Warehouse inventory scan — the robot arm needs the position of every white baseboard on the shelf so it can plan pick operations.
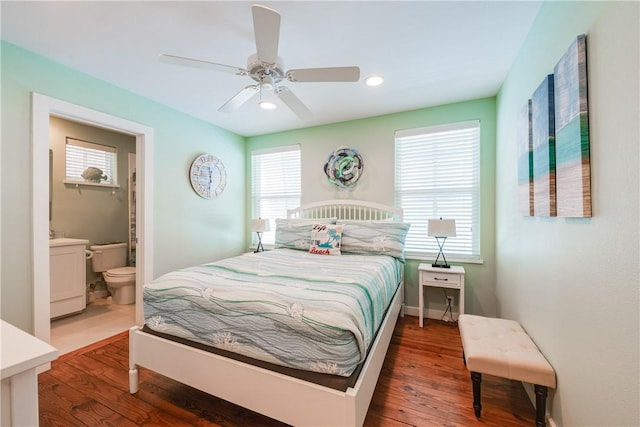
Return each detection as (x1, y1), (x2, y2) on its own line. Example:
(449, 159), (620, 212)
(404, 305), (460, 322)
(404, 305), (419, 317)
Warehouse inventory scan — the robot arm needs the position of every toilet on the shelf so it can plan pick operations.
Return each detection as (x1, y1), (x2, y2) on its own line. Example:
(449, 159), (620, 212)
(89, 242), (136, 305)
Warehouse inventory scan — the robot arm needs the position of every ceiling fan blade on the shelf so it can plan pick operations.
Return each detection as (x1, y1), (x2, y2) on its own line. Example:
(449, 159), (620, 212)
(252, 5), (281, 65)
(160, 54), (247, 75)
(218, 85), (259, 113)
(276, 87), (312, 120)
(286, 66), (360, 82)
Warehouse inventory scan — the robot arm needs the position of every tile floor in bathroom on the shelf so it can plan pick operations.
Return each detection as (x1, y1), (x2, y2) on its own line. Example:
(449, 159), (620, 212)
(50, 297), (136, 355)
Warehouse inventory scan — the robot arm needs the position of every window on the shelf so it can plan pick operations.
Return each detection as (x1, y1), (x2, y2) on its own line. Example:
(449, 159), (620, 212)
(395, 120), (480, 261)
(251, 145), (301, 246)
(65, 138), (117, 185)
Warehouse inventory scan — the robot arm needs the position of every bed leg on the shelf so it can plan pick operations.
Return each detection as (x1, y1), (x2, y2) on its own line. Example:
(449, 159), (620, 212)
(129, 326), (139, 394)
(129, 367), (139, 394)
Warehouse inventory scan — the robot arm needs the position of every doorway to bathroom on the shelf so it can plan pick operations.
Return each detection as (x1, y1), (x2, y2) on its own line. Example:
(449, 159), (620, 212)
(48, 116), (137, 354)
(31, 93), (154, 354)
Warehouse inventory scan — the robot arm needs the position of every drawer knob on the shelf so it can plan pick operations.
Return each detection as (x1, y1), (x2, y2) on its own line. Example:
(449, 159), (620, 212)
(434, 277), (448, 281)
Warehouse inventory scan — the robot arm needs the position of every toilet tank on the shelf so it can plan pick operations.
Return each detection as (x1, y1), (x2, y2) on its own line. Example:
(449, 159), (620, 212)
(90, 242), (128, 272)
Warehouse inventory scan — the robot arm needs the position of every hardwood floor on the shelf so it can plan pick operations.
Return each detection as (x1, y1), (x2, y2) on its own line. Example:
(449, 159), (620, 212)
(38, 316), (537, 426)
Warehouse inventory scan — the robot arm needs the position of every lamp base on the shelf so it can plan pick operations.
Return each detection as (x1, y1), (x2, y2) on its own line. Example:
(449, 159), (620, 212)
(432, 237), (451, 269)
(432, 263), (451, 269)
(254, 232), (265, 253)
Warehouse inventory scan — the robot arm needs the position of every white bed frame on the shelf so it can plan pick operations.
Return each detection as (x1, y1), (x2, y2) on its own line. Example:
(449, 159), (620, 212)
(129, 200), (404, 426)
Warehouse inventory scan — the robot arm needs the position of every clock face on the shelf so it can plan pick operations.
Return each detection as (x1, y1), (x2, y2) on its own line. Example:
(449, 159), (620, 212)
(189, 154), (227, 199)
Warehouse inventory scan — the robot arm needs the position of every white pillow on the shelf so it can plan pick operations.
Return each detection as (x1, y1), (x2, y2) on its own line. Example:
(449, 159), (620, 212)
(309, 223), (343, 256)
(274, 218), (337, 250)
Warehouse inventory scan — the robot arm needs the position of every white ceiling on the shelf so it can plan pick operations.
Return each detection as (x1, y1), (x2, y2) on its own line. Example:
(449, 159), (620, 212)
(1, 1), (541, 137)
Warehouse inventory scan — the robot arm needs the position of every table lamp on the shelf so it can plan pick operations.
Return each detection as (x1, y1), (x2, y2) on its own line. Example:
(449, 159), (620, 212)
(427, 218), (456, 268)
(251, 218), (270, 253)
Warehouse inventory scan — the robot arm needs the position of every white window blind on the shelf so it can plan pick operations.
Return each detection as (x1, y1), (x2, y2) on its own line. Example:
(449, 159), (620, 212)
(65, 138), (117, 185)
(395, 120), (480, 261)
(251, 145), (301, 246)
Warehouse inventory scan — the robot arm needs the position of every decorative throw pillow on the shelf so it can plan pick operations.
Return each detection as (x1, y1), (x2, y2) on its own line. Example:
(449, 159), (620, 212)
(338, 221), (411, 261)
(275, 218), (337, 250)
(309, 223), (343, 256)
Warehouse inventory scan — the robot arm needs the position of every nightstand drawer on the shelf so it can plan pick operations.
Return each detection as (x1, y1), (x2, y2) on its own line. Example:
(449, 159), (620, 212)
(421, 271), (461, 287)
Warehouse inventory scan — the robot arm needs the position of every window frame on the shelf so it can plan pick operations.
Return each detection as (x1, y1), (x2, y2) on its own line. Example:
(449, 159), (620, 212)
(251, 145), (302, 248)
(394, 120), (481, 262)
(64, 137), (118, 187)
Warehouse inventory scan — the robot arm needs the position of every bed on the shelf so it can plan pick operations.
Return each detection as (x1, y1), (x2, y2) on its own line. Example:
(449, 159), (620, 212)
(129, 200), (407, 426)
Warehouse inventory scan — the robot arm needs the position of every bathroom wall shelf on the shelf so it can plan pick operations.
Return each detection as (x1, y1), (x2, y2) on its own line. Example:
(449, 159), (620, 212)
(63, 180), (120, 189)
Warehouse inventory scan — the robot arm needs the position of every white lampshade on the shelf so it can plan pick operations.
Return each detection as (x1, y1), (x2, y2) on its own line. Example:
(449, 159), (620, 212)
(427, 218), (456, 238)
(251, 218), (270, 233)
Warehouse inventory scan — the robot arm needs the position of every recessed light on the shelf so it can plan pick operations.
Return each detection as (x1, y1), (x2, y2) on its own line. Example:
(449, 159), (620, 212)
(365, 75), (384, 87)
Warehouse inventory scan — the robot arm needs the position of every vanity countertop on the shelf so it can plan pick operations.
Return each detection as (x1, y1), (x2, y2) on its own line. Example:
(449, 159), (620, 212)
(49, 238), (89, 247)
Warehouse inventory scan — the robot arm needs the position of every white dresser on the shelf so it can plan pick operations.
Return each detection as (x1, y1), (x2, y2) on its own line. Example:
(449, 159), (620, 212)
(50, 238), (89, 318)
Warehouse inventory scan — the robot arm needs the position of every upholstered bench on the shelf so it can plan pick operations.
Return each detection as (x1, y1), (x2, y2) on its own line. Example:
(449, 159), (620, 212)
(458, 314), (556, 427)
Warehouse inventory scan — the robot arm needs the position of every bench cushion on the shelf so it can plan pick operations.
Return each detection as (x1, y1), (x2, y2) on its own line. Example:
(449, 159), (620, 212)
(459, 314), (556, 388)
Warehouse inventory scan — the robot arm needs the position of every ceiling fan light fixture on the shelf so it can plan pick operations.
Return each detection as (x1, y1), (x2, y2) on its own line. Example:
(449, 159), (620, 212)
(365, 75), (384, 87)
(258, 83), (278, 110)
(258, 99), (277, 110)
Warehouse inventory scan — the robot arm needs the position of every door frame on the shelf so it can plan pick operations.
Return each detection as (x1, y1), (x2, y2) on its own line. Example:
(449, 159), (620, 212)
(32, 93), (154, 344)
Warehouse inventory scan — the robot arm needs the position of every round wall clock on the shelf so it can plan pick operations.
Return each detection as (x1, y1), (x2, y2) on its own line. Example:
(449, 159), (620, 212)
(189, 153), (227, 199)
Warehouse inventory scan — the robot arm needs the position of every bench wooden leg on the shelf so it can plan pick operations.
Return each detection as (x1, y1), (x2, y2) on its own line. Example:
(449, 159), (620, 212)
(471, 371), (482, 417)
(534, 384), (548, 427)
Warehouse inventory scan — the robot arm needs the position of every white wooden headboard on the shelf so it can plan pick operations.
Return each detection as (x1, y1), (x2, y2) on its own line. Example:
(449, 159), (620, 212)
(287, 199), (403, 221)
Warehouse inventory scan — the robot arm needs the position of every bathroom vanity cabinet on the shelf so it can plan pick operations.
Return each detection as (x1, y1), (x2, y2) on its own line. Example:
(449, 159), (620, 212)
(50, 238), (89, 318)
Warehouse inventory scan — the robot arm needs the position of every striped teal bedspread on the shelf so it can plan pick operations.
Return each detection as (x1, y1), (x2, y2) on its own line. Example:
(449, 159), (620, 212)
(144, 248), (402, 377)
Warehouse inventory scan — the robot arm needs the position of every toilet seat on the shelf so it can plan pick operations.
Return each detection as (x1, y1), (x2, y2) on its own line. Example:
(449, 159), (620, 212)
(105, 266), (136, 277)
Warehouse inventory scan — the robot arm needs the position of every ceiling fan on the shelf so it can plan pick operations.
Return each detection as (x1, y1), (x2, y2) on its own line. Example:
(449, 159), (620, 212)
(160, 4), (361, 120)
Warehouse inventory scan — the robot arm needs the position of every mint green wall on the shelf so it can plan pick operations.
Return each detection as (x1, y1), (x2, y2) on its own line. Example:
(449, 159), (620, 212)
(495, 2), (639, 425)
(246, 98), (497, 316)
(1, 42), (246, 332)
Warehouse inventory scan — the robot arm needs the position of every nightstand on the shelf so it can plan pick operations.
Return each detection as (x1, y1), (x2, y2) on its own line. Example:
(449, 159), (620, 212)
(418, 263), (465, 327)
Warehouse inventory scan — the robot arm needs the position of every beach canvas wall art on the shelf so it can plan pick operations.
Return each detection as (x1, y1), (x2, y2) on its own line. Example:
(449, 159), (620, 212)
(554, 34), (591, 217)
(518, 100), (534, 216)
(531, 74), (556, 217)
